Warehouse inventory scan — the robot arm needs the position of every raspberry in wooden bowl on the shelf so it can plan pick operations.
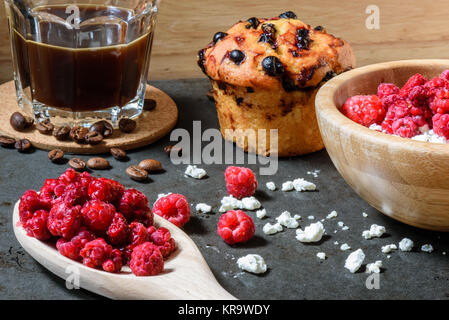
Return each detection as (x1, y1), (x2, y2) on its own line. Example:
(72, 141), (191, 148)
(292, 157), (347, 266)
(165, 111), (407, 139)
(315, 59), (449, 231)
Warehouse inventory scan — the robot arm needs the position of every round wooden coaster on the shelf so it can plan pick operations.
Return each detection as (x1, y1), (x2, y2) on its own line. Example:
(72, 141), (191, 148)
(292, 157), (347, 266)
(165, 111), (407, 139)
(0, 81), (178, 154)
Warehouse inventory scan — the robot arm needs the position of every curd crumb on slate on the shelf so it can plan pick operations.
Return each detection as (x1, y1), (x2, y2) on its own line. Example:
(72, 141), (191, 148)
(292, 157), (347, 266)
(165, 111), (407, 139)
(421, 244), (434, 253)
(237, 254), (267, 274)
(263, 222), (283, 235)
(219, 195), (261, 212)
(185, 165), (207, 179)
(344, 249), (365, 273)
(281, 181), (294, 191)
(317, 252), (326, 260)
(296, 221), (325, 243)
(399, 238), (414, 252)
(362, 224), (386, 239)
(276, 211), (299, 228)
(256, 208), (267, 219)
(281, 178), (316, 192)
(366, 260), (383, 274)
(340, 243), (351, 251)
(362, 212), (368, 218)
(266, 181), (276, 191)
(326, 210), (338, 219)
(195, 203), (212, 213)
(308, 215), (315, 220)
(381, 244), (397, 254)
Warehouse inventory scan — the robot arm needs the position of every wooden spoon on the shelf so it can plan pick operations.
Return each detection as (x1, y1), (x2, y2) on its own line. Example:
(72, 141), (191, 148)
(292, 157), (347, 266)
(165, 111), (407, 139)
(13, 201), (236, 300)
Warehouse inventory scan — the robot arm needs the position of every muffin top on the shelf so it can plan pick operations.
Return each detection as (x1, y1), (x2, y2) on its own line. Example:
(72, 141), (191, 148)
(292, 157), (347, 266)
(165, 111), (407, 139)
(198, 11), (355, 91)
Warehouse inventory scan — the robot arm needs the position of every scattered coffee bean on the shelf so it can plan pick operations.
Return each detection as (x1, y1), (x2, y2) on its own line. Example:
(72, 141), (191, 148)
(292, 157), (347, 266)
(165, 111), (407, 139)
(262, 56), (285, 76)
(110, 147), (127, 160)
(164, 145), (182, 157)
(143, 99), (157, 111)
(69, 158), (86, 171)
(36, 119), (54, 135)
(279, 11), (297, 19)
(138, 159), (163, 173)
(15, 139), (32, 152)
(206, 90), (215, 102)
(53, 126), (71, 141)
(85, 131), (103, 145)
(119, 118), (136, 133)
(10, 112), (34, 131)
(89, 120), (113, 138)
(213, 31), (228, 43)
(87, 157), (110, 170)
(126, 165), (148, 181)
(48, 149), (64, 163)
(229, 50), (245, 65)
(0, 135), (16, 148)
(70, 126), (89, 143)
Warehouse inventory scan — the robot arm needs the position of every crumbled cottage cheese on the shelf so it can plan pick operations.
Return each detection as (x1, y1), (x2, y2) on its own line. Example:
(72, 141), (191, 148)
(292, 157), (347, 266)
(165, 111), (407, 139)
(276, 211), (299, 228)
(256, 208), (267, 219)
(362, 212), (368, 218)
(362, 224), (386, 239)
(263, 222), (283, 235)
(308, 215), (315, 220)
(411, 129), (447, 144)
(293, 214), (301, 220)
(185, 165), (207, 179)
(337, 221), (345, 227)
(281, 178), (316, 191)
(340, 243), (351, 251)
(281, 181), (294, 191)
(219, 195), (261, 212)
(326, 210), (338, 219)
(266, 182), (276, 191)
(307, 170), (320, 178)
(237, 254), (267, 274)
(382, 244), (397, 254)
(399, 238), (414, 252)
(195, 203), (212, 213)
(317, 252), (326, 260)
(421, 244), (434, 253)
(344, 249), (365, 273)
(296, 222), (325, 243)
(342, 226), (349, 231)
(366, 260), (383, 274)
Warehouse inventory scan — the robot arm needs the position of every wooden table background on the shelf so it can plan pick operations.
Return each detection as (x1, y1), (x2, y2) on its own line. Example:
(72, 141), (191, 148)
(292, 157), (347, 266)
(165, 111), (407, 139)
(1, 0), (449, 84)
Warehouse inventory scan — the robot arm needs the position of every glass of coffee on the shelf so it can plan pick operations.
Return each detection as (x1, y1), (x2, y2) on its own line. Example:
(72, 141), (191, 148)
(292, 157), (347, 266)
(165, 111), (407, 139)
(4, 0), (159, 127)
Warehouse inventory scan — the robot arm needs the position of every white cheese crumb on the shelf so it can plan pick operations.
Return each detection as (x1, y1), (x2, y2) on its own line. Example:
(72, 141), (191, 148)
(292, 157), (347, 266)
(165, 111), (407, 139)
(263, 222), (283, 235)
(241, 197), (261, 210)
(293, 178), (316, 191)
(326, 210), (338, 219)
(337, 221), (345, 227)
(334, 241), (339, 245)
(237, 254), (267, 274)
(184, 165), (207, 179)
(382, 244), (397, 254)
(256, 208), (267, 219)
(265, 182), (276, 191)
(219, 195), (261, 212)
(399, 238), (414, 252)
(366, 260), (383, 274)
(296, 222), (325, 243)
(342, 226), (349, 231)
(368, 123), (383, 131)
(293, 214), (301, 220)
(276, 211), (299, 229)
(281, 181), (294, 191)
(362, 212), (368, 218)
(316, 252), (326, 260)
(195, 203), (212, 213)
(344, 249), (365, 273)
(362, 224), (386, 239)
(340, 243), (351, 251)
(308, 215), (315, 220)
(307, 170), (320, 178)
(421, 244), (434, 253)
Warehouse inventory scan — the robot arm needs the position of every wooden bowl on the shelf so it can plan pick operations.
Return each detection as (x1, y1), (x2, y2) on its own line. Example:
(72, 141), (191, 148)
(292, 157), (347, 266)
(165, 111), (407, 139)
(315, 59), (449, 231)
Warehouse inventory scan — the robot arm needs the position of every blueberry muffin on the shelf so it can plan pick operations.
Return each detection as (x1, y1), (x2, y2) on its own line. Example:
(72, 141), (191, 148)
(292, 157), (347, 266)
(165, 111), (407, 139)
(197, 11), (355, 156)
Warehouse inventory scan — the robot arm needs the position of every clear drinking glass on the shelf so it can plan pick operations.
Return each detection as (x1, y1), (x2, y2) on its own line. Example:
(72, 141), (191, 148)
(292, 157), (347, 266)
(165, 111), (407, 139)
(4, 0), (159, 127)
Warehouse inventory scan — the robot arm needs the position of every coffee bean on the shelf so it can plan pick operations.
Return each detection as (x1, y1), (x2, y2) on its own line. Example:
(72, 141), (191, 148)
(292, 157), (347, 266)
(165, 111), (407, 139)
(262, 56), (284, 76)
(70, 126), (89, 143)
(138, 159), (163, 172)
(36, 119), (54, 135)
(87, 157), (110, 170)
(68, 158), (86, 171)
(164, 145), (182, 157)
(15, 139), (32, 152)
(48, 149), (64, 163)
(119, 118), (136, 133)
(213, 31), (228, 43)
(10, 112), (33, 131)
(143, 99), (157, 111)
(85, 131), (103, 145)
(126, 165), (148, 181)
(229, 50), (245, 65)
(0, 135), (16, 148)
(89, 120), (113, 138)
(110, 147), (127, 160)
(53, 126), (71, 141)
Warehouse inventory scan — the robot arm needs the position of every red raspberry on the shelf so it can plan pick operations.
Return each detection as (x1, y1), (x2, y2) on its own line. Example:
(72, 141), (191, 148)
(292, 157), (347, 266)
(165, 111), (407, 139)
(224, 166), (258, 199)
(47, 200), (82, 239)
(217, 210), (255, 245)
(58, 168), (80, 185)
(19, 190), (46, 224)
(132, 207), (154, 227)
(81, 200), (115, 234)
(391, 117), (419, 138)
(39, 179), (66, 208)
(107, 213), (129, 246)
(153, 194), (191, 227)
(61, 182), (88, 206)
(128, 222), (149, 247)
(87, 178), (123, 204)
(80, 238), (112, 269)
(440, 70), (449, 82)
(430, 90), (449, 114)
(24, 210), (51, 240)
(129, 242), (164, 276)
(407, 85), (428, 107)
(433, 113), (449, 139)
(118, 189), (149, 221)
(56, 229), (96, 261)
(399, 73), (427, 97)
(102, 249), (123, 273)
(147, 226), (176, 258)
(341, 95), (386, 127)
(79, 172), (93, 189)
(377, 83), (399, 99)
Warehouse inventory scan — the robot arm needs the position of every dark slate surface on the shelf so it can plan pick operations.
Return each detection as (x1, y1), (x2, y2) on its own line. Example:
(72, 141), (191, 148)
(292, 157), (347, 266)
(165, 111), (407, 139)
(1, 78), (449, 300)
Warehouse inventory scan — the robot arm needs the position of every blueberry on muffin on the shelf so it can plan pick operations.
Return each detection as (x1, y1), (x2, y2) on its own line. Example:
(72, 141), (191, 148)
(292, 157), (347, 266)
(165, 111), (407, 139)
(197, 12), (355, 157)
